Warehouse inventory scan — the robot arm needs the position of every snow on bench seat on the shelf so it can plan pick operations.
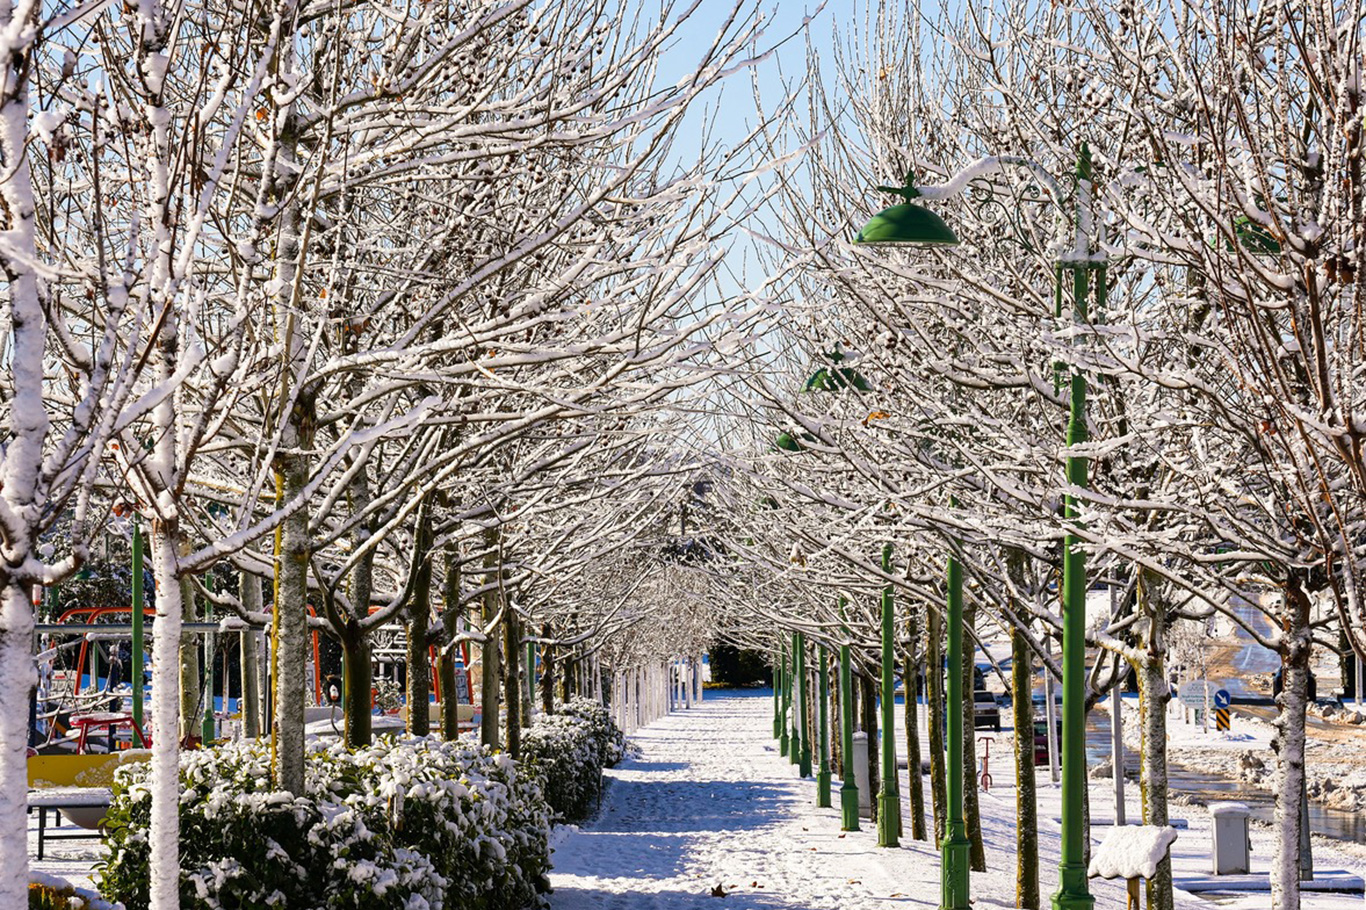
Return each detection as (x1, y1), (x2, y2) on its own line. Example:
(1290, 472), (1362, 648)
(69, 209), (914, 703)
(1088, 825), (1179, 881)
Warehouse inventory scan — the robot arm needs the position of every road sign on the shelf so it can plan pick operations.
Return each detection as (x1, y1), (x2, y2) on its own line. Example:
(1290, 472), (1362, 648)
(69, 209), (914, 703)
(1215, 707), (1231, 731)
(1179, 681), (1209, 707)
(1213, 689), (1231, 710)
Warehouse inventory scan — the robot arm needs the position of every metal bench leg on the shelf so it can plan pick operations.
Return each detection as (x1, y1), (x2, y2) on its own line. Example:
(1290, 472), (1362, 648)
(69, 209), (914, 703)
(37, 806), (46, 861)
(1126, 877), (1140, 910)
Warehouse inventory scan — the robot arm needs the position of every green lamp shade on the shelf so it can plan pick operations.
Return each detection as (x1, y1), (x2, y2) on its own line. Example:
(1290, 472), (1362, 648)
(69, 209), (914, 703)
(773, 431), (817, 452)
(855, 202), (959, 246)
(803, 366), (872, 393)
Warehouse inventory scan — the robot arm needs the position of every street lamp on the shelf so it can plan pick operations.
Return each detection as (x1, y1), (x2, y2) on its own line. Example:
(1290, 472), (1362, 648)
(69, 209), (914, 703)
(855, 149), (1100, 910)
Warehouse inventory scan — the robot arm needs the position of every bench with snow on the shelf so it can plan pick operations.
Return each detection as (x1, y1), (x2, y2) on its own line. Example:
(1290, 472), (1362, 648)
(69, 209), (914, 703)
(26, 787), (112, 860)
(1088, 824), (1179, 910)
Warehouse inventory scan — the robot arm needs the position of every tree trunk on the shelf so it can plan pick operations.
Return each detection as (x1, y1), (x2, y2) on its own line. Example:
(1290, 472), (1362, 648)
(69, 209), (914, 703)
(832, 655), (843, 777)
(145, 522), (187, 910)
(479, 531), (501, 749)
(1138, 570), (1173, 910)
(1273, 574), (1314, 909)
(1012, 623), (1040, 909)
(406, 502), (434, 736)
(407, 604), (431, 735)
(274, 384), (313, 794)
(240, 573), (264, 739)
(341, 622), (372, 747)
(540, 625), (555, 714)
(903, 604), (927, 840)
(179, 576), (200, 742)
(436, 545), (461, 740)
(503, 608), (522, 756)
(861, 672), (879, 817)
(962, 598), (986, 872)
(927, 601), (948, 841)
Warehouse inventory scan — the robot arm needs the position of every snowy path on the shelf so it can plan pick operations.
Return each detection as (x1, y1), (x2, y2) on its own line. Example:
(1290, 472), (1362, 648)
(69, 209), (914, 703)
(546, 689), (1139, 910)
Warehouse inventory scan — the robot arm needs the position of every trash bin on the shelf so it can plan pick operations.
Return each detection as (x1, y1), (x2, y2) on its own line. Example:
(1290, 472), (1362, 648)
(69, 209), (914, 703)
(1210, 801), (1251, 874)
(851, 732), (872, 817)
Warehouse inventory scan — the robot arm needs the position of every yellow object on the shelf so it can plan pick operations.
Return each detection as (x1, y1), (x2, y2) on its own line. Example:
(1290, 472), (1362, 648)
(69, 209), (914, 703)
(28, 750), (150, 789)
(397, 703), (476, 729)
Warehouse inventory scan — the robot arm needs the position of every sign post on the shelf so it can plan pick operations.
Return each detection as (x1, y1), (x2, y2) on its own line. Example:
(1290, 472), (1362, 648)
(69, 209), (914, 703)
(1213, 688), (1231, 731)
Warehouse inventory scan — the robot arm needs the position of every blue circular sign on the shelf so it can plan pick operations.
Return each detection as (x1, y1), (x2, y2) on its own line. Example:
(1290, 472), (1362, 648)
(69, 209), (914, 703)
(1213, 689), (1231, 709)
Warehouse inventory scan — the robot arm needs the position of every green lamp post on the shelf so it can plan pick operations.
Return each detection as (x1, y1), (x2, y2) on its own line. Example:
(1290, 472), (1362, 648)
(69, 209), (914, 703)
(837, 597), (860, 831)
(790, 631), (803, 770)
(796, 631), (812, 777)
(855, 150), (1099, 910)
(877, 543), (901, 847)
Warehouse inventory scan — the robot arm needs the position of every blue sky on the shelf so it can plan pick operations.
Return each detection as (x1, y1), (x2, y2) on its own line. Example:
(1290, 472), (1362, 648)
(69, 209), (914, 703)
(652, 2), (842, 299)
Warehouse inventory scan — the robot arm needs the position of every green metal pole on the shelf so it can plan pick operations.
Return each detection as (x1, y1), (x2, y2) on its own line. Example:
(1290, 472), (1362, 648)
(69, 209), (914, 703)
(780, 644), (790, 757)
(790, 632), (801, 768)
(838, 598), (860, 831)
(817, 643), (832, 807)
(942, 553), (970, 909)
(878, 543), (901, 847)
(131, 523), (144, 727)
(1054, 257), (1095, 910)
(797, 632), (811, 777)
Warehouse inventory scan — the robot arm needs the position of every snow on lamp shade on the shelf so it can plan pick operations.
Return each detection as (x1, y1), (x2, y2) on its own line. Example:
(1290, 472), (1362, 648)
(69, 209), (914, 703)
(1087, 825), (1179, 881)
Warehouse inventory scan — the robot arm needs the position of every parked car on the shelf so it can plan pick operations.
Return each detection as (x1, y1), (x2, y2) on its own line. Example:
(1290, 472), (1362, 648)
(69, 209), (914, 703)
(1032, 718), (1062, 765)
(973, 690), (1001, 732)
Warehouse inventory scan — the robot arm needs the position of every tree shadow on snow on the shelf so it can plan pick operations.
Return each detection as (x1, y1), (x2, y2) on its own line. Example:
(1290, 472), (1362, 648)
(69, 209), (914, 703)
(547, 883), (818, 910)
(590, 778), (790, 835)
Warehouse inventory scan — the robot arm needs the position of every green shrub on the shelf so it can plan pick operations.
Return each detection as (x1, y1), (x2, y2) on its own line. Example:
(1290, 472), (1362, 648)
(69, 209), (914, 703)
(556, 698), (627, 767)
(519, 715), (602, 822)
(519, 699), (627, 822)
(98, 737), (551, 910)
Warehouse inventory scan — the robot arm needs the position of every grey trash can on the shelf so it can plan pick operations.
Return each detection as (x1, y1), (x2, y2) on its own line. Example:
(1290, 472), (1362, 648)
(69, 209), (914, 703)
(1210, 801), (1251, 874)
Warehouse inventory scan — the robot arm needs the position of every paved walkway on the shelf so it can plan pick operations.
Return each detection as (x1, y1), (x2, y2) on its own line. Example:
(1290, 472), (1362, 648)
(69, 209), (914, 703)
(546, 689), (1041, 909)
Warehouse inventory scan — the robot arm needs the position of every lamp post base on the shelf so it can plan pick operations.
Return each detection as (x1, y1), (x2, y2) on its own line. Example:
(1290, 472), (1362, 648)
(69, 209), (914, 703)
(799, 746), (812, 778)
(840, 782), (860, 831)
(1051, 864), (1094, 910)
(940, 832), (971, 910)
(877, 790), (901, 847)
(780, 731), (789, 758)
(815, 769), (832, 808)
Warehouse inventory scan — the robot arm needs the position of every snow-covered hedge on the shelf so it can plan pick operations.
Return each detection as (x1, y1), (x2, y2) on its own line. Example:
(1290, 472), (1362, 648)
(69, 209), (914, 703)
(557, 698), (628, 767)
(97, 737), (551, 910)
(519, 699), (626, 822)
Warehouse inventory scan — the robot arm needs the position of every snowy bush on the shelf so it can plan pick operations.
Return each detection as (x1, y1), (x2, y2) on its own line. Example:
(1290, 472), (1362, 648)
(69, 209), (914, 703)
(519, 699), (626, 821)
(557, 698), (628, 767)
(97, 737), (551, 910)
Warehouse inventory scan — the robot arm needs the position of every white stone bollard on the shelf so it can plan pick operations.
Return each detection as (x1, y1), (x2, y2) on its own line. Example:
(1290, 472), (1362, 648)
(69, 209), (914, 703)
(852, 732), (873, 817)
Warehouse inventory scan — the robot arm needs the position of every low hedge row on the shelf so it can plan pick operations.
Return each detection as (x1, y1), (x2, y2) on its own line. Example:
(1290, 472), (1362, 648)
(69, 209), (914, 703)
(519, 698), (628, 822)
(97, 737), (552, 910)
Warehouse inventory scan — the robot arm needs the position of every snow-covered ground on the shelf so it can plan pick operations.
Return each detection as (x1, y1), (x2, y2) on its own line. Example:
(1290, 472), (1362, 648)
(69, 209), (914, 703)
(550, 690), (1212, 909)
